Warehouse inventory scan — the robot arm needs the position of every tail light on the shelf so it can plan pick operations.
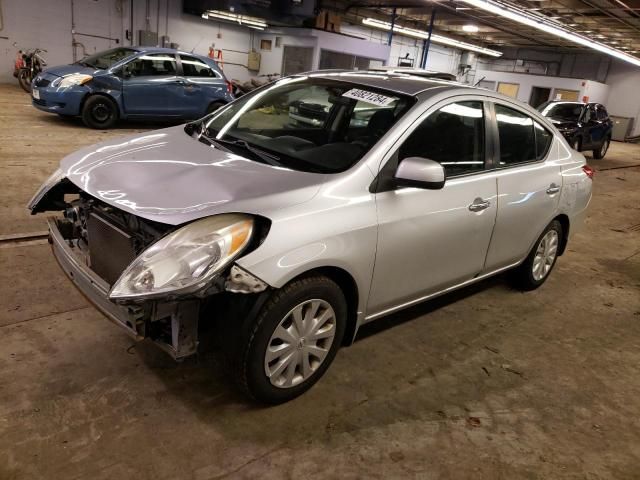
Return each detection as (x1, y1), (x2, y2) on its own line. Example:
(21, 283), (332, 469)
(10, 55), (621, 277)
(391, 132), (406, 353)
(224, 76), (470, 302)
(226, 80), (233, 94)
(582, 165), (595, 179)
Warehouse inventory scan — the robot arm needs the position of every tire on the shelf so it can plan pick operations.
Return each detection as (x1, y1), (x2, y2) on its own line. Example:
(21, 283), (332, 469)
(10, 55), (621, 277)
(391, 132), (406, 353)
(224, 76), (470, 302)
(511, 220), (563, 291)
(81, 95), (118, 129)
(593, 137), (610, 159)
(18, 69), (32, 93)
(571, 138), (581, 152)
(206, 101), (225, 115)
(232, 275), (347, 404)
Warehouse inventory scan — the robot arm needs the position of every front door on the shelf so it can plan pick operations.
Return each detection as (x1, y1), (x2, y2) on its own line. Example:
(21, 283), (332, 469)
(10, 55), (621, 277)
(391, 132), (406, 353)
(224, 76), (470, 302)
(368, 99), (498, 316)
(121, 53), (182, 116)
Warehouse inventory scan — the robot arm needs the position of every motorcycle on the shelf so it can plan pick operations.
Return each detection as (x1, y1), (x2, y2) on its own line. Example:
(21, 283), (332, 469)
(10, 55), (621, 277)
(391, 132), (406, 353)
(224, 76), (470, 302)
(17, 48), (47, 93)
(229, 73), (281, 97)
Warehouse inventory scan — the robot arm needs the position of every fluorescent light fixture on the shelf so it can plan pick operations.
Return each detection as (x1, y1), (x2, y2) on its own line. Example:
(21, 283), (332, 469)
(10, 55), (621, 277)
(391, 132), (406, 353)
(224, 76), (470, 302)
(463, 24), (479, 32)
(459, 0), (640, 67)
(362, 18), (502, 57)
(202, 10), (267, 30)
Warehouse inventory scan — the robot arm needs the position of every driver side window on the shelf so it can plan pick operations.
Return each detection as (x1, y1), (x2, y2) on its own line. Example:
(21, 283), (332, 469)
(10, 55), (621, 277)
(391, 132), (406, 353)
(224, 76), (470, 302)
(125, 54), (177, 77)
(398, 101), (485, 177)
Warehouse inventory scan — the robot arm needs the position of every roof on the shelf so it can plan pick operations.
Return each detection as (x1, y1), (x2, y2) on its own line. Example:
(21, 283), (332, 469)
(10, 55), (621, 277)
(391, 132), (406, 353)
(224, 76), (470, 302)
(131, 46), (211, 59)
(302, 70), (465, 96)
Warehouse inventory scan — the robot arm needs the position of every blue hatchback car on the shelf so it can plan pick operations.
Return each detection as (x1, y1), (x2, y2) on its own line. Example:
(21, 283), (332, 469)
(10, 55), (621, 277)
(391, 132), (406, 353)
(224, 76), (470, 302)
(31, 47), (234, 129)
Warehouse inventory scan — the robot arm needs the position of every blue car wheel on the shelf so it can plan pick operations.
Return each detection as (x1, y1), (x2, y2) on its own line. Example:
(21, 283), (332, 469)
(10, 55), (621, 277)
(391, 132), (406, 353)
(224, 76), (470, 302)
(82, 95), (118, 129)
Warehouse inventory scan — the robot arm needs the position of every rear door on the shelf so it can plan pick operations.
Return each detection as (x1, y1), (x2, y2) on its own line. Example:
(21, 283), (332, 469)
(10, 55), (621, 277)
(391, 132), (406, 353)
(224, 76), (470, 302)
(483, 102), (562, 271)
(177, 54), (227, 117)
(121, 53), (182, 116)
(582, 104), (602, 149)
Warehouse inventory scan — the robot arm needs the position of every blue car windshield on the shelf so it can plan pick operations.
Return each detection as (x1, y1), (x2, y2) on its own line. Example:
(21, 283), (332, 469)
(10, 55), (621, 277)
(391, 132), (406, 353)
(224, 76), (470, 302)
(197, 76), (414, 173)
(79, 48), (137, 70)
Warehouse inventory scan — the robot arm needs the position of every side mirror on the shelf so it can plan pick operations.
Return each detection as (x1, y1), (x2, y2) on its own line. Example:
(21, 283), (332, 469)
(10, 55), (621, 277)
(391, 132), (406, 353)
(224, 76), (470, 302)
(394, 157), (445, 190)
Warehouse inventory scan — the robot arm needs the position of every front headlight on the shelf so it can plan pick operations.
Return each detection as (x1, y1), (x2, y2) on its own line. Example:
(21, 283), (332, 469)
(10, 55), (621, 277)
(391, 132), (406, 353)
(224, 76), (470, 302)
(109, 214), (253, 301)
(27, 167), (65, 211)
(59, 74), (93, 88)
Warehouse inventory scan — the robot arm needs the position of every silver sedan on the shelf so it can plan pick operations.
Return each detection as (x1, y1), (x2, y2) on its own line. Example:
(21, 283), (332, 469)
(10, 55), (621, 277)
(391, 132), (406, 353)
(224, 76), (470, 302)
(29, 71), (593, 403)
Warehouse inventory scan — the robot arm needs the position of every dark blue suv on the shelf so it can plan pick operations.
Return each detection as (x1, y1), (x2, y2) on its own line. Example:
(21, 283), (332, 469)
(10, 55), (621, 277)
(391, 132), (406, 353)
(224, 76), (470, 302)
(31, 47), (234, 129)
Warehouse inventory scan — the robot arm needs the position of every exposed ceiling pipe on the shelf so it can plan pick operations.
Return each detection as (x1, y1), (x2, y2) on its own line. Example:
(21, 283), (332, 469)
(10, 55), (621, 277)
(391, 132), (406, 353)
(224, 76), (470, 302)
(611, 0), (640, 20)
(165, 0), (169, 36)
(146, 0), (151, 32)
(577, 0), (640, 36)
(375, 3), (558, 48)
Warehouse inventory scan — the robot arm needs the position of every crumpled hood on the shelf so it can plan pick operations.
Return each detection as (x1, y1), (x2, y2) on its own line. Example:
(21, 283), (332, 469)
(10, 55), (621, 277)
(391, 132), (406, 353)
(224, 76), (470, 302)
(59, 125), (325, 225)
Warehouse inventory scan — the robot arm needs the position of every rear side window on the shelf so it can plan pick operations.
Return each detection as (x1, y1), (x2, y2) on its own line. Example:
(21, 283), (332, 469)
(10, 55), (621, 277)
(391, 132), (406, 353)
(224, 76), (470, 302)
(495, 105), (535, 165)
(534, 123), (553, 160)
(126, 54), (177, 77)
(399, 101), (485, 177)
(180, 55), (218, 77)
(496, 104), (553, 165)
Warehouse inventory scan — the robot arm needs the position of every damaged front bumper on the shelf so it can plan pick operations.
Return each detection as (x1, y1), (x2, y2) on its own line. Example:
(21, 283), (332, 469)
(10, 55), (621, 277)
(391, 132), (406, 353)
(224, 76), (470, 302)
(48, 217), (199, 359)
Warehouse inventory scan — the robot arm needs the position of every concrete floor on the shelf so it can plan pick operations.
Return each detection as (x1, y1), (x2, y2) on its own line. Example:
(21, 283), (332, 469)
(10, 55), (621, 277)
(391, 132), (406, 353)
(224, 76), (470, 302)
(1, 83), (639, 479)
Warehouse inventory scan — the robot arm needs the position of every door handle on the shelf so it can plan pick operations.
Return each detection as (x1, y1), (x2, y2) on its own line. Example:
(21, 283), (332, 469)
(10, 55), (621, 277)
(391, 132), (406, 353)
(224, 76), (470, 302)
(468, 198), (491, 212)
(546, 184), (561, 195)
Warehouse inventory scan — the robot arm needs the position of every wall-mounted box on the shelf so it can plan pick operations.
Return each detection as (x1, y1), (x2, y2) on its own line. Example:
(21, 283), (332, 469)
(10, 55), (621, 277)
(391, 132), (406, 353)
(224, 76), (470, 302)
(248, 51), (261, 71)
(138, 30), (158, 46)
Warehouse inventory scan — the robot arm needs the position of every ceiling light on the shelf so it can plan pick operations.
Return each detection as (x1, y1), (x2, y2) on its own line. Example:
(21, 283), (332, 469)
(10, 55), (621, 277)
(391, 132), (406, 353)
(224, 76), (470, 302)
(459, 0), (640, 67)
(202, 10), (267, 30)
(463, 24), (479, 32)
(362, 18), (502, 57)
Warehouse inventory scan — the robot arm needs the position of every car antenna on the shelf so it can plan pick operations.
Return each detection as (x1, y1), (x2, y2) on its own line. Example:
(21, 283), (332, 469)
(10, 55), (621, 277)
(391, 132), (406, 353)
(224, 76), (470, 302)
(190, 38), (204, 53)
(473, 76), (485, 87)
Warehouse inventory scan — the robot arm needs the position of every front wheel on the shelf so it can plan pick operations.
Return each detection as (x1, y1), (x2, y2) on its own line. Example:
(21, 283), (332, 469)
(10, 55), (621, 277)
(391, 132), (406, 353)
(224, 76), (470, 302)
(233, 276), (347, 404)
(18, 69), (32, 92)
(593, 137), (610, 159)
(81, 95), (118, 129)
(571, 138), (581, 152)
(511, 220), (563, 291)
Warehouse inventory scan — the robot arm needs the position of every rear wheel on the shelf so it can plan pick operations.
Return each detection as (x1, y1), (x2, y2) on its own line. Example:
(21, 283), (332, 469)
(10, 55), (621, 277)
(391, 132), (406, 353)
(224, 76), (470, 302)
(206, 101), (225, 115)
(232, 275), (346, 404)
(593, 137), (610, 159)
(82, 95), (118, 129)
(511, 220), (563, 291)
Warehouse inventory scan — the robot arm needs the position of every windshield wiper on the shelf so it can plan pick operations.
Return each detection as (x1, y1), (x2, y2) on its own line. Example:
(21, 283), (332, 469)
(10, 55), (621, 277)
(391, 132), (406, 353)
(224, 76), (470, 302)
(201, 133), (284, 167)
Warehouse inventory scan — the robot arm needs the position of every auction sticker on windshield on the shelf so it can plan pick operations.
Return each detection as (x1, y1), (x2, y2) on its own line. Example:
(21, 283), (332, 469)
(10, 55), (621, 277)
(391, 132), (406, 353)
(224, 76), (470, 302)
(342, 89), (394, 106)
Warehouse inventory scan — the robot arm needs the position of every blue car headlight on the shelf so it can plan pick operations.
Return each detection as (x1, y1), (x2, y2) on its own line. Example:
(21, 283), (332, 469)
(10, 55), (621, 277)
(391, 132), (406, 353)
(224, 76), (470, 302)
(58, 74), (93, 88)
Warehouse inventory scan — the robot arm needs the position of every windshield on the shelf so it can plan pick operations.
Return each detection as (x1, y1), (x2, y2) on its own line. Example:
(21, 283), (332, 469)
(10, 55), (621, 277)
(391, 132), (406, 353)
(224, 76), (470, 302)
(79, 47), (137, 69)
(193, 76), (414, 173)
(538, 102), (583, 121)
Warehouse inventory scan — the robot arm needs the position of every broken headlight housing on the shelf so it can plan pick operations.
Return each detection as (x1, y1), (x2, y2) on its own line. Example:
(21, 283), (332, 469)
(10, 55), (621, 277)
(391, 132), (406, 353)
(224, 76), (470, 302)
(109, 214), (253, 301)
(27, 167), (65, 211)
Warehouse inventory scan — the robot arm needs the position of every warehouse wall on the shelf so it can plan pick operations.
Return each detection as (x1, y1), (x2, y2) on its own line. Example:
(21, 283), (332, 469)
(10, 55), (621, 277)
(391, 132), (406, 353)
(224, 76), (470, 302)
(0, 0), (123, 82)
(473, 69), (610, 106)
(605, 60), (640, 137)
